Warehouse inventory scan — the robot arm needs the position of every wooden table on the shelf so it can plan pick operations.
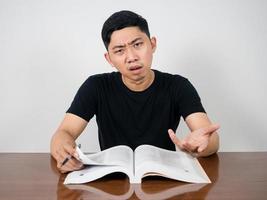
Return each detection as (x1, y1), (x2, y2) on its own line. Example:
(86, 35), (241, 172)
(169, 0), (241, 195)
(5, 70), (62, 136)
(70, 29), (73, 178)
(0, 152), (266, 199)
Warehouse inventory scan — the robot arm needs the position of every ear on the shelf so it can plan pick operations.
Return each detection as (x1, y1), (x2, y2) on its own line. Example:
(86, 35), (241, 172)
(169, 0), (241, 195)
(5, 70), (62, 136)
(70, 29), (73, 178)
(150, 37), (157, 53)
(104, 52), (115, 67)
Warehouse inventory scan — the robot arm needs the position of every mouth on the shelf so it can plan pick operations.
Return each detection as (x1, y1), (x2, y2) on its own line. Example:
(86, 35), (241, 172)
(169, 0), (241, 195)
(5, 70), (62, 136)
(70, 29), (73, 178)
(129, 65), (142, 71)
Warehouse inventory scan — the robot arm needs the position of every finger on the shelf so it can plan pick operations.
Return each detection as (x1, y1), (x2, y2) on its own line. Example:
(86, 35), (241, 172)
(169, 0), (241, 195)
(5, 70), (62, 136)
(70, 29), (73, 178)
(182, 141), (198, 153)
(60, 164), (84, 174)
(58, 157), (83, 173)
(199, 124), (220, 136)
(56, 142), (82, 171)
(63, 142), (77, 156)
(57, 152), (74, 169)
(66, 157), (83, 168)
(182, 133), (208, 153)
(73, 144), (82, 160)
(56, 149), (71, 165)
(55, 143), (75, 162)
(56, 154), (70, 169)
(197, 141), (209, 153)
(168, 129), (184, 150)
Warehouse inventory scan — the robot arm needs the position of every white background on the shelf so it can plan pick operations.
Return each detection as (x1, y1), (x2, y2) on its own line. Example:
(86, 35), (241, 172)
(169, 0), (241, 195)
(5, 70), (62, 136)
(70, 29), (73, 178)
(1, 0), (266, 152)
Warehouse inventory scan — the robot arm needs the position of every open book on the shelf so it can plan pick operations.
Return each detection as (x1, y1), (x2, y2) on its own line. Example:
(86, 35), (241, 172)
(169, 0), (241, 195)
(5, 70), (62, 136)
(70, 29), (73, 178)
(64, 144), (211, 184)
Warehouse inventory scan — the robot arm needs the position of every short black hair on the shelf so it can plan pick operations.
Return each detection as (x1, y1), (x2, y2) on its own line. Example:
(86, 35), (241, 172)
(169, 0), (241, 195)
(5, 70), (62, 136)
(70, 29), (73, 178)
(101, 10), (150, 50)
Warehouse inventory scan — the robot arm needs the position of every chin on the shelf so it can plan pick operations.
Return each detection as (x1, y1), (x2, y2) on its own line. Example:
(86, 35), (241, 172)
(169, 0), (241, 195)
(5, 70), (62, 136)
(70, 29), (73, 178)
(133, 76), (145, 82)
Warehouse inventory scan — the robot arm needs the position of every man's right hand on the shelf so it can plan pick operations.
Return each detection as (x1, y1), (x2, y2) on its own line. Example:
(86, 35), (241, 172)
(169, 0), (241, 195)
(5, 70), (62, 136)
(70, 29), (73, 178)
(52, 140), (84, 173)
(50, 113), (88, 173)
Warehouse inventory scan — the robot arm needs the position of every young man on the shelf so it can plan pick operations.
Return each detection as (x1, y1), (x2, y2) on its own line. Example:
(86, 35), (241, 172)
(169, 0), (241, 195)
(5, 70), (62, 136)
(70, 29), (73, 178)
(50, 10), (219, 173)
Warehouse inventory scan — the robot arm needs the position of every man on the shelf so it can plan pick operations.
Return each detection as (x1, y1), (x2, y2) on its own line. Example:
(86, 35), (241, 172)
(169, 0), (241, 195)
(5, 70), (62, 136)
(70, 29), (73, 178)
(50, 10), (219, 173)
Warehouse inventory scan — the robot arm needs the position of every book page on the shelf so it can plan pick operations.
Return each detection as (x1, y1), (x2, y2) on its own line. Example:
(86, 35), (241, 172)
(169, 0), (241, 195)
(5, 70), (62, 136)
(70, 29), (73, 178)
(134, 145), (211, 183)
(64, 145), (134, 184)
(76, 145), (132, 167)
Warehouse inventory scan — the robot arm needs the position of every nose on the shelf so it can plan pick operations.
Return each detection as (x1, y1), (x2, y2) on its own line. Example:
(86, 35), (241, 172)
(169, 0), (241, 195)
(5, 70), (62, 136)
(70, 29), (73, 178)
(125, 47), (138, 63)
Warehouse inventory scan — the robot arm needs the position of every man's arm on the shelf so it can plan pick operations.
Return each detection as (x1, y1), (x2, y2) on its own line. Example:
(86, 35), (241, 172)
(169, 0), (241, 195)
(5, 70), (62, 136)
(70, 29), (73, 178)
(50, 113), (88, 173)
(168, 112), (220, 157)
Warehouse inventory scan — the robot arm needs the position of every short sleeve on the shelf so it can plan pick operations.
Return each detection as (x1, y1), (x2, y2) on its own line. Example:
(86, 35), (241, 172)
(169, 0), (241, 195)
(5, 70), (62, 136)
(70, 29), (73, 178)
(66, 76), (98, 121)
(174, 77), (206, 119)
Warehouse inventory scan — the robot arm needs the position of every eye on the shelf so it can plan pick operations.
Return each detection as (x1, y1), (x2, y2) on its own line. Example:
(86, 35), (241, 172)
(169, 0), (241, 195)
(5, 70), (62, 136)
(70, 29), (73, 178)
(133, 42), (143, 48)
(114, 49), (124, 55)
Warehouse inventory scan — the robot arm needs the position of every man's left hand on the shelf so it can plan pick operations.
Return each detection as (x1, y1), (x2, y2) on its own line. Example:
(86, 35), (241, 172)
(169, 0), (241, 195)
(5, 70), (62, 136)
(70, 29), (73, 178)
(168, 124), (220, 156)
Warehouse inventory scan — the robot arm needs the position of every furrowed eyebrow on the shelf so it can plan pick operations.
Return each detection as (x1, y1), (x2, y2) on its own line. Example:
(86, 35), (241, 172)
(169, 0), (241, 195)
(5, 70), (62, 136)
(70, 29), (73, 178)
(128, 37), (143, 45)
(111, 37), (143, 50)
(112, 45), (126, 50)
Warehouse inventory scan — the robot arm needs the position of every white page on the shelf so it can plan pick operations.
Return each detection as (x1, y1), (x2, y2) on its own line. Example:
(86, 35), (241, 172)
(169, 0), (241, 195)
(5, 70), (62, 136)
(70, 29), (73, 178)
(134, 145), (211, 183)
(76, 147), (111, 165)
(64, 165), (133, 184)
(64, 145), (134, 184)
(76, 145), (133, 167)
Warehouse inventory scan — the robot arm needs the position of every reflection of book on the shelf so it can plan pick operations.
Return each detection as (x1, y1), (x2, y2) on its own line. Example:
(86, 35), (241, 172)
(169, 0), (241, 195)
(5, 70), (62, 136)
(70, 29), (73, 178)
(64, 144), (210, 184)
(66, 182), (207, 200)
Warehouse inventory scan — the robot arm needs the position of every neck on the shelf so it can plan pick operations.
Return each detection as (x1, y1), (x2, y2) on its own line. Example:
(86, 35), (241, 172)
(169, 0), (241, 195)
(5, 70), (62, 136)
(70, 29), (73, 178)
(122, 70), (155, 92)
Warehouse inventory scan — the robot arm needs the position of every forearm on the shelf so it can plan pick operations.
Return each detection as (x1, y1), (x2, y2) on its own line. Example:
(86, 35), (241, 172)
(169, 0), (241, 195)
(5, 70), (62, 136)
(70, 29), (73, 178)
(50, 114), (88, 159)
(198, 132), (219, 157)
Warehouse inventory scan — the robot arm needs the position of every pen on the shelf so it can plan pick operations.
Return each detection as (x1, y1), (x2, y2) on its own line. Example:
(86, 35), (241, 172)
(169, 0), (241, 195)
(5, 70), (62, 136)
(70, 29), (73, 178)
(61, 154), (72, 167)
(60, 144), (81, 167)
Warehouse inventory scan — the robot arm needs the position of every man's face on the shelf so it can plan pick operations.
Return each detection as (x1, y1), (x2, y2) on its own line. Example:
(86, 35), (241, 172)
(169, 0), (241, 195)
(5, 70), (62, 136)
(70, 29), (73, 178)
(105, 26), (156, 83)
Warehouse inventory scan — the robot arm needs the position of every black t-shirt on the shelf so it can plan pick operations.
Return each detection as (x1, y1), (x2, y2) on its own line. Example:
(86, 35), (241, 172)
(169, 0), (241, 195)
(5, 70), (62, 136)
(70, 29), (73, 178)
(67, 70), (205, 151)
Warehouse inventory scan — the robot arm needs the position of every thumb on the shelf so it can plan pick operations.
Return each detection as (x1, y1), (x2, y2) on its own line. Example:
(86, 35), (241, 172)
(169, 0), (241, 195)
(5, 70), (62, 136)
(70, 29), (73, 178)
(200, 124), (220, 136)
(168, 129), (184, 150)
